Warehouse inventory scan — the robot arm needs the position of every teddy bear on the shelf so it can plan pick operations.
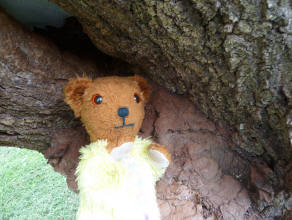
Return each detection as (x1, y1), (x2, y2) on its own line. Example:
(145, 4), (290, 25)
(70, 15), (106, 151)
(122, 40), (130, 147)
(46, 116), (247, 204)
(64, 75), (171, 220)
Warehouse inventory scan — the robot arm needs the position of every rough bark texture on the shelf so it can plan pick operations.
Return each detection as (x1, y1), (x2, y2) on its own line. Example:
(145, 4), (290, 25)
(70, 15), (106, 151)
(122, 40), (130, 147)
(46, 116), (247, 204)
(0, 10), (101, 152)
(0, 1), (291, 219)
(52, 0), (292, 170)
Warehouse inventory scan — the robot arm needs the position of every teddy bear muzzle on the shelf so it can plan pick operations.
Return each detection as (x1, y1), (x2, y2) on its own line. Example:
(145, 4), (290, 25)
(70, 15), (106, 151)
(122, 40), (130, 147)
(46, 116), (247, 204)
(114, 107), (134, 129)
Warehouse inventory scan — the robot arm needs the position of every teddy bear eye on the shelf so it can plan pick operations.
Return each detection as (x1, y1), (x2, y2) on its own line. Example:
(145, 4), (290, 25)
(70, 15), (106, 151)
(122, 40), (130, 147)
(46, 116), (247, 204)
(92, 94), (103, 105)
(134, 93), (140, 103)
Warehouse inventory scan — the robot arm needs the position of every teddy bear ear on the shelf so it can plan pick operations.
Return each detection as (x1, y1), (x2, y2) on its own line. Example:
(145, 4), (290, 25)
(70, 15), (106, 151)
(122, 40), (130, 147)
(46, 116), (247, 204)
(130, 75), (151, 101)
(64, 77), (92, 118)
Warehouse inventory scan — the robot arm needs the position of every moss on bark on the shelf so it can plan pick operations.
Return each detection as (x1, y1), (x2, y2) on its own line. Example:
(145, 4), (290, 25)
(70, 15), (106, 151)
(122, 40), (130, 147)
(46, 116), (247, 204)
(52, 0), (291, 164)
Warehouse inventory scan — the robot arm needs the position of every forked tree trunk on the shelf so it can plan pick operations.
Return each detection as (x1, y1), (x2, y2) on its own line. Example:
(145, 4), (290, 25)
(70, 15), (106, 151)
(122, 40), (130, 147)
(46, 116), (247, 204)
(0, 0), (291, 218)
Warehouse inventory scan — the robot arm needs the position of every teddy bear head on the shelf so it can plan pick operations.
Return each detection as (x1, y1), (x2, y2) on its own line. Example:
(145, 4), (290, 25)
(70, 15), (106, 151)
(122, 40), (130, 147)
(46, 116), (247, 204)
(64, 75), (150, 149)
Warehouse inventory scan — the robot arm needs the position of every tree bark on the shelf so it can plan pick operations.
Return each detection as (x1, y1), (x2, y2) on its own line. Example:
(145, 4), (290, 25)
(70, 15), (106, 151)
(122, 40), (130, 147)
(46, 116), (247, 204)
(0, 10), (100, 152)
(52, 0), (292, 165)
(0, 1), (292, 218)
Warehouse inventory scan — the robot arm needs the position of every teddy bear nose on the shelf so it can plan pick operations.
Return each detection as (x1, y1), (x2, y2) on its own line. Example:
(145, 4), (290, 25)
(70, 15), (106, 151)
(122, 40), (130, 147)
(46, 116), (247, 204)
(118, 107), (129, 118)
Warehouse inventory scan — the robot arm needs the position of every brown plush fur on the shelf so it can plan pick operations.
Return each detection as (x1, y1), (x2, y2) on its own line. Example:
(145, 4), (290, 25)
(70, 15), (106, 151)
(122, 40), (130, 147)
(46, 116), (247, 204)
(64, 75), (170, 159)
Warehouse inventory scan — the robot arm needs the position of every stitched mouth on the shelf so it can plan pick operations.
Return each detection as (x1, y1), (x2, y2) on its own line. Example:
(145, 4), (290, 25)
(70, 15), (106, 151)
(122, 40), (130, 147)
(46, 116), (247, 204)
(114, 117), (134, 129)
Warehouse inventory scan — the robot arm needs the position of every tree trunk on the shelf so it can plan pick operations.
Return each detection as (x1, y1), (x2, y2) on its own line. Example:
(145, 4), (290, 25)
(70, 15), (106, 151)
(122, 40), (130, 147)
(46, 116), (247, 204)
(52, 0), (292, 164)
(0, 9), (100, 152)
(0, 0), (292, 218)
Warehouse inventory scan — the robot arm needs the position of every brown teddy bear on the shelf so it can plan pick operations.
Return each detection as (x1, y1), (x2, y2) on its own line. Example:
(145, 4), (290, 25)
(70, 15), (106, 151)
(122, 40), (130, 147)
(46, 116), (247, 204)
(64, 75), (170, 220)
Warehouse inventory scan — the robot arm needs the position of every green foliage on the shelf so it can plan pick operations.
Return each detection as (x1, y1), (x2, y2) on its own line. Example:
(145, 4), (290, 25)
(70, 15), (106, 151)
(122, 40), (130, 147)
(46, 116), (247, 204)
(0, 147), (78, 220)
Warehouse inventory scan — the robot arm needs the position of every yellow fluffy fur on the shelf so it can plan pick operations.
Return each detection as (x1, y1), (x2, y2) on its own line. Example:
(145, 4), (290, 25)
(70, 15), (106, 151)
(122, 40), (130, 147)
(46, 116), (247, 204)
(76, 137), (168, 220)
